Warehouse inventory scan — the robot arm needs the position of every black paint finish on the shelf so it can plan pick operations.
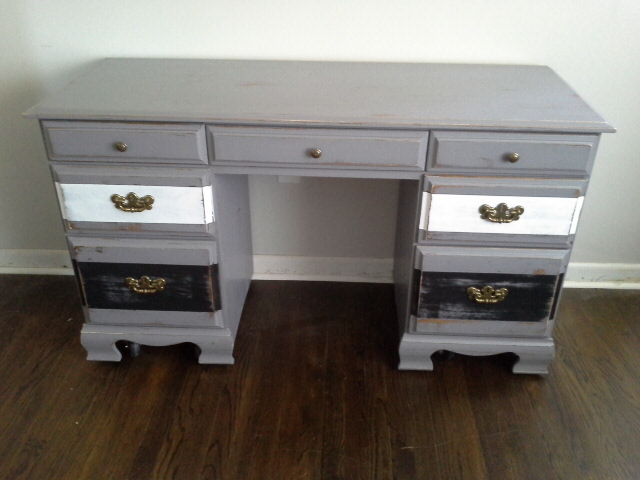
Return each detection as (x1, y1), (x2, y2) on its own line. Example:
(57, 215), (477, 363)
(77, 261), (221, 312)
(416, 271), (559, 322)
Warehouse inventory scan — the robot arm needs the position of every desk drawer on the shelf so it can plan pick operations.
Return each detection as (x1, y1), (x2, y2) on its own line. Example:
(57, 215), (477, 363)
(427, 131), (599, 175)
(411, 246), (568, 337)
(209, 126), (429, 169)
(43, 121), (207, 164)
(51, 165), (214, 234)
(69, 237), (222, 327)
(419, 176), (587, 246)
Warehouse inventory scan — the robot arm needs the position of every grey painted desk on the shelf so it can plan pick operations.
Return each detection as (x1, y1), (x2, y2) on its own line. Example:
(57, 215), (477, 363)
(25, 59), (613, 374)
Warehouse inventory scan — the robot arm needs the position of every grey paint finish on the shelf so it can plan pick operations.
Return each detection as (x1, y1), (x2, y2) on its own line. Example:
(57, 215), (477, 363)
(80, 324), (234, 364)
(424, 176), (588, 198)
(427, 131), (600, 176)
(415, 246), (569, 275)
(212, 174), (254, 337)
(24, 59), (612, 371)
(68, 236), (217, 265)
(209, 126), (429, 169)
(393, 179), (422, 335)
(43, 121), (207, 164)
(52, 164), (213, 187)
(24, 59), (614, 133)
(398, 333), (555, 374)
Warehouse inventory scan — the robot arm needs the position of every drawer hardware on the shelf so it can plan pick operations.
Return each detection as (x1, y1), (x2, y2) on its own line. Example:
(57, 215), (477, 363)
(505, 152), (520, 163)
(111, 192), (154, 212)
(467, 286), (509, 304)
(114, 142), (128, 152)
(309, 148), (322, 159)
(125, 276), (166, 294)
(479, 203), (524, 223)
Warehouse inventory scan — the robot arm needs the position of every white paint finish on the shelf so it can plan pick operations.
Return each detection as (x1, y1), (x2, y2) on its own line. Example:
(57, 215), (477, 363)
(55, 183), (214, 225)
(569, 196), (584, 235)
(423, 193), (582, 236)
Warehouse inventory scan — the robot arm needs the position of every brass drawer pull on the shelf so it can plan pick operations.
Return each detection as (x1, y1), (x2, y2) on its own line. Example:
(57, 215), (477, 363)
(479, 203), (524, 223)
(505, 152), (520, 163)
(467, 286), (508, 304)
(114, 142), (128, 152)
(125, 276), (166, 294)
(111, 192), (154, 212)
(309, 148), (322, 159)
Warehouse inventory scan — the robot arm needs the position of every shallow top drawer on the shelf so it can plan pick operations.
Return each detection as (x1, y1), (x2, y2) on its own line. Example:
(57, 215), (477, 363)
(427, 131), (599, 175)
(208, 126), (429, 170)
(43, 121), (207, 164)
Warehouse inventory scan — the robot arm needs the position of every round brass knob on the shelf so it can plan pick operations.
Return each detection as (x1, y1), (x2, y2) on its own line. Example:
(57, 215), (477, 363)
(505, 152), (520, 163)
(309, 148), (322, 159)
(115, 142), (128, 152)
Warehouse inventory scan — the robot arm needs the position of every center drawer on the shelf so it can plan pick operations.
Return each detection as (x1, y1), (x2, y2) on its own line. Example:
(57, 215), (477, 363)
(68, 237), (222, 328)
(419, 175), (587, 246)
(51, 165), (215, 235)
(208, 126), (429, 169)
(411, 245), (569, 337)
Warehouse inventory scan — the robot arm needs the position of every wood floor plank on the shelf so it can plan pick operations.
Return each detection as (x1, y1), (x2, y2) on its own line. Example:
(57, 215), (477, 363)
(0, 276), (639, 479)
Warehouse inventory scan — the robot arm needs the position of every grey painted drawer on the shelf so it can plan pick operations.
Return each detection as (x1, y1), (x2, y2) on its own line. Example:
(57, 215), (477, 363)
(427, 131), (599, 176)
(411, 245), (569, 337)
(43, 121), (207, 164)
(68, 236), (222, 328)
(51, 165), (215, 234)
(208, 126), (429, 169)
(419, 175), (588, 246)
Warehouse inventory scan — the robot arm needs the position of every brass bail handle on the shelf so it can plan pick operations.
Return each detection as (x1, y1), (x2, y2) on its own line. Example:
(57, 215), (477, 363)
(111, 192), (154, 213)
(467, 286), (509, 304)
(479, 203), (524, 223)
(125, 276), (166, 294)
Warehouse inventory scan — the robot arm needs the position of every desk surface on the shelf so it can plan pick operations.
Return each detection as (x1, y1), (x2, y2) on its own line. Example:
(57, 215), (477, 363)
(25, 59), (613, 133)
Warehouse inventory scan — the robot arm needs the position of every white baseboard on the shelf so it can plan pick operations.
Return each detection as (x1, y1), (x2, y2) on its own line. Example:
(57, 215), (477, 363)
(564, 263), (640, 289)
(0, 249), (74, 275)
(1, 249), (639, 289)
(252, 255), (393, 283)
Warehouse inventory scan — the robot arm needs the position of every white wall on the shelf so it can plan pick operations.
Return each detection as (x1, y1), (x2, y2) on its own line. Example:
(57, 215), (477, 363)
(1, 1), (639, 276)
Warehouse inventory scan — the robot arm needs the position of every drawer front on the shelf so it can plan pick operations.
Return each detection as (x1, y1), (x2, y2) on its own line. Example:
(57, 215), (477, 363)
(427, 131), (599, 175)
(209, 126), (429, 169)
(51, 165), (214, 234)
(419, 176), (587, 245)
(411, 246), (569, 337)
(69, 237), (222, 327)
(43, 121), (207, 164)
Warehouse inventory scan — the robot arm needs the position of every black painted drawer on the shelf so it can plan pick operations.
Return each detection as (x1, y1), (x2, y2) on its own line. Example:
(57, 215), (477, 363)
(411, 246), (569, 337)
(68, 237), (222, 328)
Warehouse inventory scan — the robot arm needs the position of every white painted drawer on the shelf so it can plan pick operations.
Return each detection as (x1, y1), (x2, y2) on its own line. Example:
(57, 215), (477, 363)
(43, 121), (208, 164)
(208, 126), (429, 169)
(427, 131), (599, 176)
(51, 165), (214, 234)
(419, 176), (587, 246)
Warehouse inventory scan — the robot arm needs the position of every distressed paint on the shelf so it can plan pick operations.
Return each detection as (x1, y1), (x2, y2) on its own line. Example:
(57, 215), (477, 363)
(56, 183), (214, 224)
(424, 193), (582, 235)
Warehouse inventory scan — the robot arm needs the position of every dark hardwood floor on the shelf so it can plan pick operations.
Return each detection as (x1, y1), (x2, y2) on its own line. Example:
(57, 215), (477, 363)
(0, 275), (638, 480)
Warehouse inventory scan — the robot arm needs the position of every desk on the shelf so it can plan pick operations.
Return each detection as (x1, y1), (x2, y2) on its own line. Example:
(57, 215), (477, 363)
(25, 59), (613, 373)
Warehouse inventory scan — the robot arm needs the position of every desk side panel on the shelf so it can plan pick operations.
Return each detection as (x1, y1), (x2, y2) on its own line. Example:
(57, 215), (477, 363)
(213, 174), (253, 337)
(393, 179), (421, 337)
